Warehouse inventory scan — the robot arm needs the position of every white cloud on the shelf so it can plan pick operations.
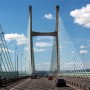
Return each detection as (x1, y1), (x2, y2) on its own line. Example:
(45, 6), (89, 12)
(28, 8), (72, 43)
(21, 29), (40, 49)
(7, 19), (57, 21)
(43, 13), (55, 20)
(5, 33), (27, 45)
(36, 36), (53, 41)
(83, 62), (90, 69)
(36, 62), (50, 71)
(80, 50), (88, 54)
(61, 61), (85, 70)
(34, 48), (47, 52)
(34, 42), (52, 47)
(80, 45), (86, 49)
(0, 48), (14, 53)
(70, 4), (90, 28)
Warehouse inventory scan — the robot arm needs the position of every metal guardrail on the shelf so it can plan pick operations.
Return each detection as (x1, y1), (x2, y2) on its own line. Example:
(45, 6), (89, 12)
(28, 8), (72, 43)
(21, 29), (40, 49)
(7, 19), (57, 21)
(0, 76), (30, 87)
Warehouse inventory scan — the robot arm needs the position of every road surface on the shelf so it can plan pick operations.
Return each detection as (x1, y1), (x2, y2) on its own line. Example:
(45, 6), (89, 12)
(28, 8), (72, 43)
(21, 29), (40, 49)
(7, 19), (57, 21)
(0, 77), (75, 90)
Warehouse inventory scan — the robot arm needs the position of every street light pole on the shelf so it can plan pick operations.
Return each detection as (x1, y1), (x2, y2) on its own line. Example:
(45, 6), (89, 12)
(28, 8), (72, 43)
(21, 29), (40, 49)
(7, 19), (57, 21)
(29, 62), (30, 74)
(15, 47), (17, 77)
(15, 47), (17, 71)
(25, 58), (26, 76)
(21, 54), (23, 77)
(82, 53), (85, 69)
(73, 58), (75, 77)
(17, 54), (18, 78)
(27, 61), (30, 75)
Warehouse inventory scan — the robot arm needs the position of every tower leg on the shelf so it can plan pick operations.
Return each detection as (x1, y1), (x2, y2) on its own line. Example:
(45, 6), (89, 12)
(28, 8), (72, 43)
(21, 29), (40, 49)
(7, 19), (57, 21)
(56, 6), (60, 74)
(29, 6), (35, 72)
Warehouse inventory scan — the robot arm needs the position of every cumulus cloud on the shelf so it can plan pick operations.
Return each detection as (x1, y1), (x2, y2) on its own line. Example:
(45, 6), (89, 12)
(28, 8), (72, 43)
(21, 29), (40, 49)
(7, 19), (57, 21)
(34, 42), (52, 47)
(36, 36), (53, 41)
(34, 48), (47, 52)
(80, 45), (86, 49)
(83, 62), (90, 69)
(61, 61), (85, 70)
(5, 33), (27, 45)
(80, 50), (88, 54)
(70, 4), (90, 28)
(36, 62), (50, 71)
(42, 13), (55, 20)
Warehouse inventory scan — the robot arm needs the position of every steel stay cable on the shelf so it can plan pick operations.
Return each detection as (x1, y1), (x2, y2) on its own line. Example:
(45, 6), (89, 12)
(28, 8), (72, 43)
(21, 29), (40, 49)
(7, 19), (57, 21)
(0, 35), (9, 75)
(0, 27), (11, 74)
(63, 25), (85, 77)
(0, 53), (5, 78)
(52, 37), (57, 72)
(50, 37), (56, 72)
(1, 34), (14, 71)
(78, 1), (89, 77)
(0, 26), (14, 71)
(0, 38), (11, 75)
(0, 38), (8, 78)
(60, 17), (77, 76)
(63, 22), (88, 77)
(0, 37), (13, 72)
(0, 56), (8, 78)
(71, 0), (89, 77)
(64, 21), (88, 77)
(0, 30), (16, 79)
(0, 52), (9, 78)
(0, 61), (5, 78)
(60, 17), (75, 76)
(60, 17), (87, 77)
(1, 35), (13, 72)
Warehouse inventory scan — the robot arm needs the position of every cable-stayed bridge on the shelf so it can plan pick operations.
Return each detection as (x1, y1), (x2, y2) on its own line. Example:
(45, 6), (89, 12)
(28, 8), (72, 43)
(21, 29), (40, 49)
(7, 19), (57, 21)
(0, 5), (90, 90)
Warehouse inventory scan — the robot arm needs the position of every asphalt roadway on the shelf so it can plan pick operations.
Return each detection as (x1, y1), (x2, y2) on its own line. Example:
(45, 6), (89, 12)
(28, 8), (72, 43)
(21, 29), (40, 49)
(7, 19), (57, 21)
(0, 77), (75, 90)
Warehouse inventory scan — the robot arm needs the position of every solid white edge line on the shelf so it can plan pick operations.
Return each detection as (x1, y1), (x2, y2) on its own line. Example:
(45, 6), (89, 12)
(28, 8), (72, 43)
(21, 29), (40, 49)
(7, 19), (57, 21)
(10, 78), (30, 90)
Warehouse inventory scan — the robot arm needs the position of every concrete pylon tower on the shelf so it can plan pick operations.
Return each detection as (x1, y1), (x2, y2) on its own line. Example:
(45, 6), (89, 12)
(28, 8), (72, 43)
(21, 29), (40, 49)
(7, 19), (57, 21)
(29, 6), (35, 72)
(29, 6), (60, 73)
(56, 6), (60, 74)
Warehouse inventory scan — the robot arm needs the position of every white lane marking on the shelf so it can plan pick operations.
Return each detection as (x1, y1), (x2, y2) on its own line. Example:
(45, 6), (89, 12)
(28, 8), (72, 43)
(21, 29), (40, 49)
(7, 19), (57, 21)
(10, 78), (30, 90)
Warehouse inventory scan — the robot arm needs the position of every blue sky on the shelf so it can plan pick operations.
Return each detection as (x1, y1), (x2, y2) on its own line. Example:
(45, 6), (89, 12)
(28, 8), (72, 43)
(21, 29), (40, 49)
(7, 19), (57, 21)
(0, 0), (90, 72)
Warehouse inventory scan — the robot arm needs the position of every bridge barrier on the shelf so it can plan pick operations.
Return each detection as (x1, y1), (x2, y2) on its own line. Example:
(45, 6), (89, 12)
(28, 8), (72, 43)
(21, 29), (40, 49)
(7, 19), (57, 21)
(66, 80), (90, 90)
(0, 75), (30, 87)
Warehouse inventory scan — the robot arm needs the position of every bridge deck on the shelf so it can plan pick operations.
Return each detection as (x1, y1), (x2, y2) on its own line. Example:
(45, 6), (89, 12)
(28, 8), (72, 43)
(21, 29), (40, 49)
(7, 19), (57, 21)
(0, 77), (74, 90)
